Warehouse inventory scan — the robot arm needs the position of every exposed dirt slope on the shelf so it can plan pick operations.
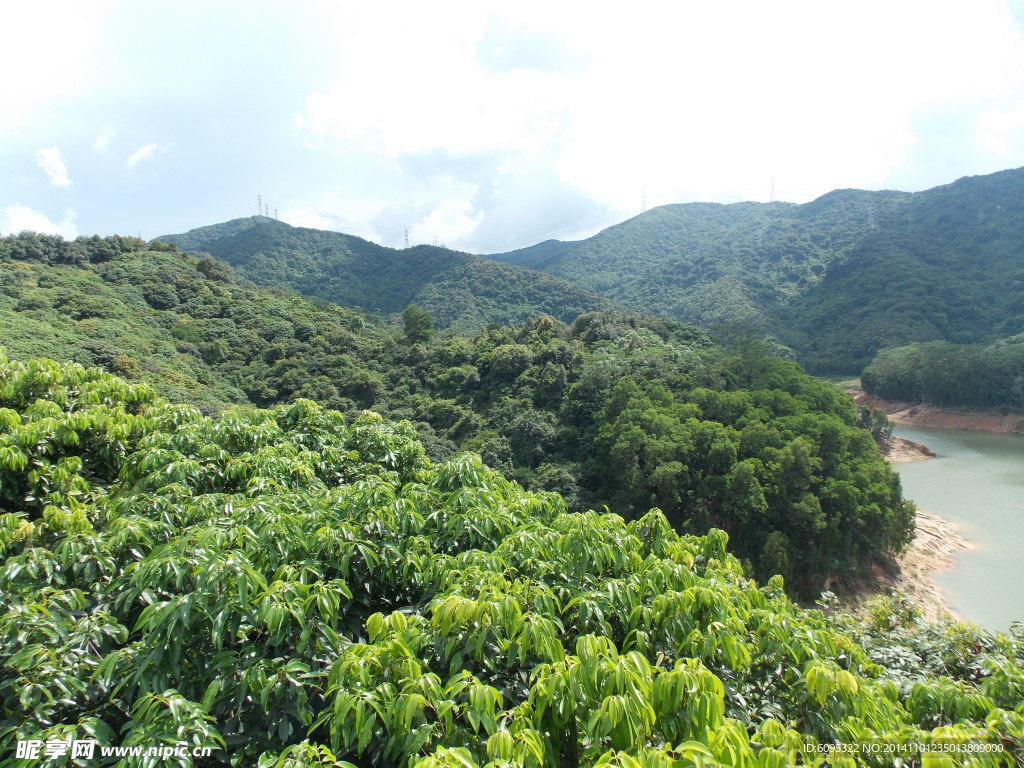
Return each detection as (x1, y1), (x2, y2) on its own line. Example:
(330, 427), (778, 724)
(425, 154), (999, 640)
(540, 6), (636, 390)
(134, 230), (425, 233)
(853, 391), (1024, 434)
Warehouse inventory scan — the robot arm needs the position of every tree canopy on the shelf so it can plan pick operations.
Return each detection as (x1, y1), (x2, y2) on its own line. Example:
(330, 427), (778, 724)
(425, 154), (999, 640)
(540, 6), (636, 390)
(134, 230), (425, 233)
(0, 233), (915, 598)
(862, 337), (1024, 410)
(1, 354), (1022, 766)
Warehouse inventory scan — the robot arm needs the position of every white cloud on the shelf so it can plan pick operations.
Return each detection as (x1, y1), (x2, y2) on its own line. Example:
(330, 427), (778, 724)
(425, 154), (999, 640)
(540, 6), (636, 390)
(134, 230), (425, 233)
(93, 124), (116, 152)
(36, 147), (72, 188)
(1, 204), (77, 238)
(125, 143), (160, 170)
(6, 1), (1022, 249)
(287, 0), (1024, 249)
(417, 200), (484, 247)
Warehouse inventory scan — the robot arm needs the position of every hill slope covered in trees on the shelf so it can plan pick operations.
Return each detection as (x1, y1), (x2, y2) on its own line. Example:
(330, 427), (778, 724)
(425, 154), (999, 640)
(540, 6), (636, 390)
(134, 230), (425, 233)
(0, 232), (913, 597)
(157, 217), (615, 333)
(861, 334), (1024, 409)
(490, 167), (1024, 373)
(1, 355), (1022, 766)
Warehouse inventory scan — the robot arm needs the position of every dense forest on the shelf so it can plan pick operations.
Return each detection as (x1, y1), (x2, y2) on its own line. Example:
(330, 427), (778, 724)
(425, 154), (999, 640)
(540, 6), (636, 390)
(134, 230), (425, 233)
(491, 191), (903, 335)
(861, 336), (1024, 410)
(0, 233), (913, 598)
(156, 218), (614, 334)
(2, 355), (1023, 766)
(490, 168), (1024, 374)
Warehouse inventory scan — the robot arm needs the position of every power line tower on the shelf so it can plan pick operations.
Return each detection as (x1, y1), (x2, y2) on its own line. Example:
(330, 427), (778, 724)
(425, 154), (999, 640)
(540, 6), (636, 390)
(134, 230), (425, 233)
(405, 228), (409, 248)
(257, 194), (263, 216)
(770, 177), (776, 203)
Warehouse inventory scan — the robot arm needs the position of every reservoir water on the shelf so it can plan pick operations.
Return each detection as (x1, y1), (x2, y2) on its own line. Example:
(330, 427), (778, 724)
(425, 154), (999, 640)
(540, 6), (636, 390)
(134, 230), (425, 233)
(892, 425), (1024, 631)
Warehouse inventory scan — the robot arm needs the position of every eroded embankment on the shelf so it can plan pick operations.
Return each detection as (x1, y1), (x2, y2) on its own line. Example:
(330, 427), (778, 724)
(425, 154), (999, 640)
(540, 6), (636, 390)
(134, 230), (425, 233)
(853, 391), (1024, 434)
(888, 510), (971, 622)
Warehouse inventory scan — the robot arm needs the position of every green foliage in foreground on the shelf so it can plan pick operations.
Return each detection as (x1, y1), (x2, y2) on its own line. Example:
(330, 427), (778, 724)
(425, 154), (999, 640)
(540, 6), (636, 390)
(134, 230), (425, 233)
(1, 356), (1023, 767)
(862, 337), (1024, 410)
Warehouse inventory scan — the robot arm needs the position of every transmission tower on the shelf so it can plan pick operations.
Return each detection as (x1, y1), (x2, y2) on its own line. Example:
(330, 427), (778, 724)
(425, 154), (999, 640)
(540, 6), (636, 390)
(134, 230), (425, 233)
(258, 194), (263, 216)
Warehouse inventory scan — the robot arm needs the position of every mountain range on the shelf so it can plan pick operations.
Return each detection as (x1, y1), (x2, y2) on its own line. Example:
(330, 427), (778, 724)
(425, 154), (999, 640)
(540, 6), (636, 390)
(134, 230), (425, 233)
(488, 167), (1024, 372)
(158, 165), (1024, 374)
(157, 217), (614, 333)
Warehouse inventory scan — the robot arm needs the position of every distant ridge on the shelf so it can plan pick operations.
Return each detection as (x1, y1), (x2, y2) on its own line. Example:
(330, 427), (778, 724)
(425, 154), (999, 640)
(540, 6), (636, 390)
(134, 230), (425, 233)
(488, 238), (578, 271)
(157, 217), (615, 332)
(484, 167), (1024, 372)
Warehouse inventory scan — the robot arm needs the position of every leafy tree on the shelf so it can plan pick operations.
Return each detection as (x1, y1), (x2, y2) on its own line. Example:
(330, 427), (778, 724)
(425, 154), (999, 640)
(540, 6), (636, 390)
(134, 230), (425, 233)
(403, 304), (436, 344)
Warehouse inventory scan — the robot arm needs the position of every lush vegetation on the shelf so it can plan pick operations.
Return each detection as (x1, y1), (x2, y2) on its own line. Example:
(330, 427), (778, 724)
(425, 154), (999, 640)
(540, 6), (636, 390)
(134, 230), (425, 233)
(157, 218), (614, 334)
(490, 168), (1024, 374)
(780, 170), (1024, 373)
(2, 355), (1022, 767)
(491, 192), (903, 336)
(387, 316), (914, 599)
(0, 232), (399, 415)
(0, 233), (914, 598)
(861, 337), (1024, 410)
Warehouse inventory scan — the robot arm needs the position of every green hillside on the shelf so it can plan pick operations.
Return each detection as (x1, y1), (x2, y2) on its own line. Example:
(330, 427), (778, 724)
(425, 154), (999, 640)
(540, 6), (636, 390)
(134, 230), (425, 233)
(1, 232), (913, 598)
(488, 167), (1024, 374)
(0, 232), (393, 415)
(1, 355), (1021, 766)
(862, 334), (1024, 409)
(488, 238), (578, 270)
(157, 217), (614, 333)
(781, 168), (1024, 372)
(489, 190), (909, 334)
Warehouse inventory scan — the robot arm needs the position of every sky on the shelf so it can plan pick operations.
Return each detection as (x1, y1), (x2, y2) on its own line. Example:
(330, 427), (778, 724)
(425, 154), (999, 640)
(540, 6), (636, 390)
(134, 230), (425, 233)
(4, 0), (1024, 253)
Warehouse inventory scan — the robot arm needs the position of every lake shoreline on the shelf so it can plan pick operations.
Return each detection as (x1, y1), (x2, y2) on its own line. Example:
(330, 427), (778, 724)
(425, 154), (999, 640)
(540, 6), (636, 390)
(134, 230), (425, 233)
(881, 431), (969, 622)
(841, 423), (968, 622)
(852, 390), (1024, 435)
(889, 510), (970, 622)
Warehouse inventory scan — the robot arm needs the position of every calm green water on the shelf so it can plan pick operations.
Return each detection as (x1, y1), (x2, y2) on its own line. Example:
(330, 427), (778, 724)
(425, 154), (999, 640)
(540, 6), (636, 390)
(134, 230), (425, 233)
(892, 425), (1024, 631)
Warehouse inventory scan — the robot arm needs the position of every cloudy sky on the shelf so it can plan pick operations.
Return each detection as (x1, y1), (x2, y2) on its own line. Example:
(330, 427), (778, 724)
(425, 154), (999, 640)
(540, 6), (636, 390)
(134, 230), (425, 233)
(3, 0), (1024, 252)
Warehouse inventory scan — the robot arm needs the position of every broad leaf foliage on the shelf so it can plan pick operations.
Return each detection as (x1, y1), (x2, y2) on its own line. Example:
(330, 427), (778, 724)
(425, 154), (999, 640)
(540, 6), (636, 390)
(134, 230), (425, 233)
(1, 356), (1022, 766)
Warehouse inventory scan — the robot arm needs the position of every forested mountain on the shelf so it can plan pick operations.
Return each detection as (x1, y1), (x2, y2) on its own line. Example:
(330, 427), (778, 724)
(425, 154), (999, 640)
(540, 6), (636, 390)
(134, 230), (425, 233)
(157, 217), (614, 333)
(491, 191), (905, 332)
(2, 355), (1022, 766)
(488, 167), (1024, 373)
(488, 238), (577, 270)
(781, 168), (1024, 372)
(1, 232), (912, 597)
(0, 232), (390, 414)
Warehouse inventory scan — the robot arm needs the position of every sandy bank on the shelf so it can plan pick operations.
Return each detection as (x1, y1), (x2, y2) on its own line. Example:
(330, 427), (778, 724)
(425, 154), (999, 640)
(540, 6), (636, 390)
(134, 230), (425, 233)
(880, 427), (968, 622)
(842, 511), (969, 623)
(852, 391), (1024, 435)
(889, 510), (970, 622)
